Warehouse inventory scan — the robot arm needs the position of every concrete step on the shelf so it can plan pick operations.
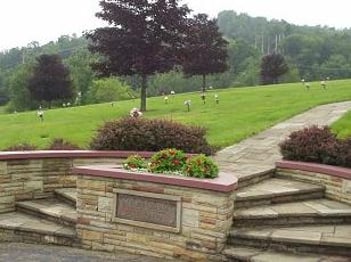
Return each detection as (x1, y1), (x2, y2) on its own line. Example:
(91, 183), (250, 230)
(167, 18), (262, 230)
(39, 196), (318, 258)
(222, 246), (351, 261)
(16, 198), (77, 227)
(235, 178), (325, 208)
(236, 168), (274, 189)
(54, 188), (77, 207)
(228, 224), (351, 257)
(234, 199), (351, 227)
(0, 212), (77, 247)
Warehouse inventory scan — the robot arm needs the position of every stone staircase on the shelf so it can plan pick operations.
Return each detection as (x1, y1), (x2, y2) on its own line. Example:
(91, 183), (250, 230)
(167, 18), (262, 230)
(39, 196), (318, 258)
(1, 177), (351, 261)
(223, 176), (351, 261)
(0, 188), (77, 247)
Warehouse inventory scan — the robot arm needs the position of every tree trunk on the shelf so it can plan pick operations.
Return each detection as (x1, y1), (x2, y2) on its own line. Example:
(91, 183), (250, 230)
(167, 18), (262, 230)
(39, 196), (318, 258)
(202, 74), (206, 93)
(140, 75), (148, 112)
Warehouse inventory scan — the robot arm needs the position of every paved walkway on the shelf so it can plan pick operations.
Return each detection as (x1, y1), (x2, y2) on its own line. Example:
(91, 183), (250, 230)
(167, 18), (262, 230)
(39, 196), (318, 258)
(214, 101), (351, 182)
(0, 243), (167, 262)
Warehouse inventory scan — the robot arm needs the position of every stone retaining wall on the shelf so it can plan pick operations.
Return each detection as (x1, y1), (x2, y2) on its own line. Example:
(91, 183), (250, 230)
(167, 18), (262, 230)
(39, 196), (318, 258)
(74, 166), (237, 261)
(276, 160), (351, 205)
(0, 151), (153, 213)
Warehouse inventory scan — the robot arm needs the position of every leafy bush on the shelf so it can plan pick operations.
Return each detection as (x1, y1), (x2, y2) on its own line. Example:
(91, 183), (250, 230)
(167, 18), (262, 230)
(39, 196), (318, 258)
(3, 143), (37, 151)
(123, 154), (147, 170)
(148, 148), (187, 173)
(183, 154), (219, 178)
(280, 126), (338, 164)
(86, 77), (136, 104)
(46, 138), (81, 150)
(280, 125), (350, 167)
(90, 117), (214, 155)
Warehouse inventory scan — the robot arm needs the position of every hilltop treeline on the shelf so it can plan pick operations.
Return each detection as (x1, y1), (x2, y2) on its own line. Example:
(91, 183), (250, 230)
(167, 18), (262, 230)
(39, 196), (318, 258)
(218, 10), (351, 82)
(1, 10), (350, 111)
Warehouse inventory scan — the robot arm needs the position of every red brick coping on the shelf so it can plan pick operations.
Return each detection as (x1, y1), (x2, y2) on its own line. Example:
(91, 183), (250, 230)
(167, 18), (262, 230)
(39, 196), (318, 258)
(0, 150), (155, 160)
(276, 160), (351, 180)
(73, 165), (238, 193)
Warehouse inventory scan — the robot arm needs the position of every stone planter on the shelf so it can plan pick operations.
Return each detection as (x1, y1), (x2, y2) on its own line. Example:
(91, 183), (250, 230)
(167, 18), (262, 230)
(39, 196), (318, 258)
(73, 165), (237, 261)
(276, 160), (351, 205)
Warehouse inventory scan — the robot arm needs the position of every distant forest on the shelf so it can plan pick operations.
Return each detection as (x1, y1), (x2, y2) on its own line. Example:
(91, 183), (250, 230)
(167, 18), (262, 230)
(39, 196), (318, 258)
(1, 10), (351, 111)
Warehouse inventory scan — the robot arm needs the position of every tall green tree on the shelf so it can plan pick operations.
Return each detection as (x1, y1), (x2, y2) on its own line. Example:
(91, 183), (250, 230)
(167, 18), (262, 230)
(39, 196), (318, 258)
(65, 48), (95, 104)
(0, 72), (9, 105)
(86, 0), (190, 111)
(7, 65), (33, 112)
(181, 14), (228, 92)
(260, 53), (289, 85)
(28, 54), (73, 108)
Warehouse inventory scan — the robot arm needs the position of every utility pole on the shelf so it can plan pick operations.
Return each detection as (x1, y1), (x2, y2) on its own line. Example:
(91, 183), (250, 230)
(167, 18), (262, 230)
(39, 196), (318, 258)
(275, 34), (278, 53)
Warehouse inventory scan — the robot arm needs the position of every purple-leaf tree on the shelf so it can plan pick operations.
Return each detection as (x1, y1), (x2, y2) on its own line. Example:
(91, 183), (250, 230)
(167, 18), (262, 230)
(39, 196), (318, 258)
(260, 53), (289, 85)
(86, 0), (190, 111)
(27, 54), (73, 108)
(181, 14), (228, 93)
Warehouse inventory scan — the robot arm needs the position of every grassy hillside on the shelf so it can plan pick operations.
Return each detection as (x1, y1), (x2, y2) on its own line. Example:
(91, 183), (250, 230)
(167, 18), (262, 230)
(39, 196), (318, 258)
(0, 79), (350, 150)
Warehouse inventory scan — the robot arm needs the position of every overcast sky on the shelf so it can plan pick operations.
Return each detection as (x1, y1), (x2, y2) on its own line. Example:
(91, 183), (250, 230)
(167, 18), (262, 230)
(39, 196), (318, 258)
(0, 0), (349, 51)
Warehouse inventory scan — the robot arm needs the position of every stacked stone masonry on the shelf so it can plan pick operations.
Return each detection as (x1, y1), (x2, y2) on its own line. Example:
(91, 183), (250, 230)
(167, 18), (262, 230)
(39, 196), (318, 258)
(276, 161), (351, 205)
(0, 151), (149, 214)
(76, 174), (235, 261)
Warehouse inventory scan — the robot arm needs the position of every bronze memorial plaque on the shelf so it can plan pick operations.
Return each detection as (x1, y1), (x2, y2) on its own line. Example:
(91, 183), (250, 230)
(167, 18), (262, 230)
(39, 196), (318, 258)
(115, 192), (179, 229)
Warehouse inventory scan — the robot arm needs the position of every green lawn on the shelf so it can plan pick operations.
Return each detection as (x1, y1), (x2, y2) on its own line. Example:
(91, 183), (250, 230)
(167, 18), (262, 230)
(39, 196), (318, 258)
(0, 79), (350, 150)
(332, 110), (351, 139)
(0, 106), (6, 114)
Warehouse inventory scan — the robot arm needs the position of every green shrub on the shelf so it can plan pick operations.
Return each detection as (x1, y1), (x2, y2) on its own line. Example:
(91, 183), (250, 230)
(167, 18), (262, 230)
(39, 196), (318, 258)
(90, 117), (214, 155)
(148, 148), (187, 174)
(183, 154), (219, 178)
(123, 154), (147, 170)
(86, 77), (136, 104)
(46, 138), (81, 150)
(3, 143), (37, 151)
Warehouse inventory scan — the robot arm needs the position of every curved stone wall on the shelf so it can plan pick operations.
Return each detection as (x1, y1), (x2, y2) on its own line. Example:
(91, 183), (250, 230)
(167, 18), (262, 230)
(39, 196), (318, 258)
(0, 150), (154, 213)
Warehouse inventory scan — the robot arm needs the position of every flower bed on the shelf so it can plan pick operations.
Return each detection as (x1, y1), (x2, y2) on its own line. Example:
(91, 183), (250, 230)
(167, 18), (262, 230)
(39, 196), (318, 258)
(73, 165), (236, 192)
(123, 148), (219, 179)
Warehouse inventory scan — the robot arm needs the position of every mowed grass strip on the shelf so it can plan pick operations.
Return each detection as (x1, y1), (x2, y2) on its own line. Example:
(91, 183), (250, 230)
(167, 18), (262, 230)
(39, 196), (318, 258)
(0, 79), (350, 150)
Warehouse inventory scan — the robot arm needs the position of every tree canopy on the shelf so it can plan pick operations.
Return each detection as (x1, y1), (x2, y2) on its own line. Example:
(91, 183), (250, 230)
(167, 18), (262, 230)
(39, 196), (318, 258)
(260, 53), (289, 85)
(182, 14), (228, 92)
(86, 0), (190, 111)
(28, 54), (73, 107)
